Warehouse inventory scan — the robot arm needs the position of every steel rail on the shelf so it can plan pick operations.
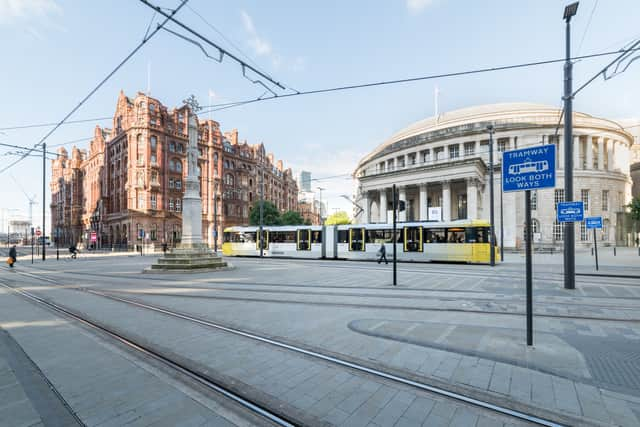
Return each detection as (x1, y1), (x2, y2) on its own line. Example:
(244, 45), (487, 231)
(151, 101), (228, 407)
(0, 281), (295, 427)
(83, 288), (563, 427)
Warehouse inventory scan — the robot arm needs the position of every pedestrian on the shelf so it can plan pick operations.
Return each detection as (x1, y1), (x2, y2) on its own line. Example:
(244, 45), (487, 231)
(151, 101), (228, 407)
(69, 244), (78, 259)
(377, 242), (388, 264)
(8, 245), (17, 268)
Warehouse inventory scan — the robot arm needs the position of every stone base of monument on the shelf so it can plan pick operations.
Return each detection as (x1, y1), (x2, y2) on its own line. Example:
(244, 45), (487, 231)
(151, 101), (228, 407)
(144, 243), (230, 273)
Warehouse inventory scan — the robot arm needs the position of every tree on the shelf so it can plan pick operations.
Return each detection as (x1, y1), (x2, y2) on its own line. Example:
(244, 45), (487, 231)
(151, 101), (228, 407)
(249, 201), (281, 225)
(281, 210), (304, 225)
(629, 196), (640, 222)
(325, 211), (351, 225)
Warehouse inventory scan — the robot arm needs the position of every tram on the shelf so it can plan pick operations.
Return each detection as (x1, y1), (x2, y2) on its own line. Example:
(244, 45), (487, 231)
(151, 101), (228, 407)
(222, 220), (499, 264)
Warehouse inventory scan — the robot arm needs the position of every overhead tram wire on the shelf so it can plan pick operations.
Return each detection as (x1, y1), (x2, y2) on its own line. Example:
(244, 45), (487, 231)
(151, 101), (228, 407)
(5, 45), (640, 134)
(0, 0), (189, 176)
(197, 46), (640, 115)
(576, 0), (599, 56)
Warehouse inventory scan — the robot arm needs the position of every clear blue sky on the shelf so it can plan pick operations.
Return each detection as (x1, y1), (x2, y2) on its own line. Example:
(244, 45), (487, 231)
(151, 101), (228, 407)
(1, 0), (639, 230)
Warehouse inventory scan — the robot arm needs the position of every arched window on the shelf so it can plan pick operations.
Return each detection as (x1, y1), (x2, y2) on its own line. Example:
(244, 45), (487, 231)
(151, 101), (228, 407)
(169, 160), (175, 172)
(150, 135), (157, 151)
(174, 160), (182, 173)
(169, 142), (176, 152)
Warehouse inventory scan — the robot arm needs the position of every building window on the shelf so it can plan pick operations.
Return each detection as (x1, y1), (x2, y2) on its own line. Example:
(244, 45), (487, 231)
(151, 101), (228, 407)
(137, 194), (145, 210)
(433, 147), (444, 161)
(408, 153), (416, 165)
(602, 190), (608, 211)
(150, 136), (157, 151)
(531, 191), (538, 210)
(169, 199), (174, 211)
(151, 171), (158, 184)
(580, 221), (588, 241)
(169, 178), (174, 189)
(581, 189), (589, 211)
(225, 174), (234, 186)
(137, 135), (144, 165)
(524, 219), (540, 241)
(175, 180), (181, 190)
(618, 192), (624, 211)
(464, 142), (475, 156)
(150, 224), (157, 241)
(553, 220), (564, 241)
(497, 138), (508, 152)
(457, 194), (467, 219)
(448, 145), (459, 159)
(150, 194), (157, 210)
(174, 160), (182, 173)
(149, 103), (156, 113)
(176, 199), (181, 212)
(554, 189), (565, 209)
(602, 219), (609, 241)
(150, 154), (157, 164)
(397, 156), (405, 168)
(421, 150), (430, 163)
(169, 142), (175, 152)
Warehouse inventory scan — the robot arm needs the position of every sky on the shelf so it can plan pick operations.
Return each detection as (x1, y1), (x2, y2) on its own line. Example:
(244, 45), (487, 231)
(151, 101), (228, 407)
(1, 0), (639, 232)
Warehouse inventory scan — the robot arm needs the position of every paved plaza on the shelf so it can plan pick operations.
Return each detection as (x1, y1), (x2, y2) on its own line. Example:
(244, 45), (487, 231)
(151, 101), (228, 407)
(0, 247), (639, 426)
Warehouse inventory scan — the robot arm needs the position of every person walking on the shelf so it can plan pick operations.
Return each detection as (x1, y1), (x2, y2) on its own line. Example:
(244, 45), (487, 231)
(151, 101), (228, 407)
(377, 242), (388, 264)
(8, 245), (17, 268)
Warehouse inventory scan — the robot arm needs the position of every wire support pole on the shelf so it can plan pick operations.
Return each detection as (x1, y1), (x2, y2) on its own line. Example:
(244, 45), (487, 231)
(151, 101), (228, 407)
(42, 142), (46, 261)
(564, 16), (576, 290)
(0, 0), (188, 176)
(525, 190), (533, 346)
(487, 125), (496, 267)
(259, 166), (264, 258)
(392, 184), (397, 286)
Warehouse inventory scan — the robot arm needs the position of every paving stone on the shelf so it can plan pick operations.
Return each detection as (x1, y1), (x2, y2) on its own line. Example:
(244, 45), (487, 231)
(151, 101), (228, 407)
(371, 391), (415, 427)
(551, 376), (581, 415)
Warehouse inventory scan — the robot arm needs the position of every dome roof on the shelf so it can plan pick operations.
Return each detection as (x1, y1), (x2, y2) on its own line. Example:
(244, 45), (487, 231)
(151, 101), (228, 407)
(358, 102), (626, 168)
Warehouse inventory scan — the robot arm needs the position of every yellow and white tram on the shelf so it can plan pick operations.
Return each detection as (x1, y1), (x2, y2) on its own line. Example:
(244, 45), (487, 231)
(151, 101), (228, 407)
(222, 220), (499, 264)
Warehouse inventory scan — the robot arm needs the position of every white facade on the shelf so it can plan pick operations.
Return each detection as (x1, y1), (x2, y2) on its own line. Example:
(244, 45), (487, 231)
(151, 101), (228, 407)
(354, 103), (634, 248)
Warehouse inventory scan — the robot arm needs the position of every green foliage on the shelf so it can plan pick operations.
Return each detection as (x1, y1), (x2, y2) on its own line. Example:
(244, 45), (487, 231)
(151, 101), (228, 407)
(281, 210), (304, 225)
(628, 196), (640, 222)
(325, 211), (351, 225)
(304, 218), (312, 225)
(249, 201), (281, 225)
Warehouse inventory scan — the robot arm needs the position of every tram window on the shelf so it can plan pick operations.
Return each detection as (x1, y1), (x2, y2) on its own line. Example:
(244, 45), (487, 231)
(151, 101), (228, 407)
(465, 227), (488, 243)
(223, 232), (231, 243)
(425, 228), (446, 243)
(447, 228), (465, 243)
(338, 230), (349, 243)
(298, 230), (311, 250)
(311, 231), (322, 243)
(271, 231), (296, 243)
(243, 232), (256, 243)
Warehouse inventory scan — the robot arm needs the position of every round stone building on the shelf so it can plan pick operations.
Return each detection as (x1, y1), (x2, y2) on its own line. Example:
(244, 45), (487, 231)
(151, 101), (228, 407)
(354, 103), (634, 249)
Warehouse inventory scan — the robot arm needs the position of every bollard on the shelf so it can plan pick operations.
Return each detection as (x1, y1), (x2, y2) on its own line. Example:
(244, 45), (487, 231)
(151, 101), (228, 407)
(614, 247), (617, 256)
(591, 247), (594, 256)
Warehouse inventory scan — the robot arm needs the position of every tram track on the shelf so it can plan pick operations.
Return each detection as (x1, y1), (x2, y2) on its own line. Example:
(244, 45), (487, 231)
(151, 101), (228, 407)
(3, 271), (566, 427)
(0, 279), (296, 427)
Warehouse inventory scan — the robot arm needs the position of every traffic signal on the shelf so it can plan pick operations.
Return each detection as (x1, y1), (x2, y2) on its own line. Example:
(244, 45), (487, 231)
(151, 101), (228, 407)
(398, 201), (406, 212)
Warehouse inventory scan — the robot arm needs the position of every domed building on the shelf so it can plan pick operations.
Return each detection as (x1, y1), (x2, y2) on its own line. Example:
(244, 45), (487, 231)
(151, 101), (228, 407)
(354, 103), (634, 249)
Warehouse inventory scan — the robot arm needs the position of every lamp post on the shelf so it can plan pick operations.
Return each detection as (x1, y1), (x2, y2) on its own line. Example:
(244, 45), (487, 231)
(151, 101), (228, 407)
(487, 124), (496, 267)
(500, 151), (504, 262)
(563, 2), (579, 290)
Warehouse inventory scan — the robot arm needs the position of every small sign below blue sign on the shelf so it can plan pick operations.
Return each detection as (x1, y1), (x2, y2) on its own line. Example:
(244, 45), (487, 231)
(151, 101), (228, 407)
(502, 145), (556, 192)
(585, 216), (603, 229)
(557, 201), (584, 222)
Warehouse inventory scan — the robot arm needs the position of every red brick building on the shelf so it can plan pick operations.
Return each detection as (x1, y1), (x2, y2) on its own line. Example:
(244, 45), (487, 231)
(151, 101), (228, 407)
(51, 91), (298, 249)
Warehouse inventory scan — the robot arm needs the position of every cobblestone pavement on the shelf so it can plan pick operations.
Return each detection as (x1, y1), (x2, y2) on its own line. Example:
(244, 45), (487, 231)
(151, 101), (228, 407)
(1, 250), (639, 426)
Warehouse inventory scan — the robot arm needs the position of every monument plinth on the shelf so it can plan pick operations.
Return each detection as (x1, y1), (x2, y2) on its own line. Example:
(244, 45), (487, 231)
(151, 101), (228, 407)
(146, 111), (228, 273)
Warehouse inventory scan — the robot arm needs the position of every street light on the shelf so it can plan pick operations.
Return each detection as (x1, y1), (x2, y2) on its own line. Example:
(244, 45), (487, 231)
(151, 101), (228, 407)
(563, 1), (579, 290)
(317, 187), (326, 225)
(486, 124), (496, 267)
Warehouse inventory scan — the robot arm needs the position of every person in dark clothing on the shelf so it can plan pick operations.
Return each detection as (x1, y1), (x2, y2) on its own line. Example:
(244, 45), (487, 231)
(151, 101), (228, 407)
(69, 245), (78, 259)
(377, 242), (388, 264)
(8, 245), (17, 268)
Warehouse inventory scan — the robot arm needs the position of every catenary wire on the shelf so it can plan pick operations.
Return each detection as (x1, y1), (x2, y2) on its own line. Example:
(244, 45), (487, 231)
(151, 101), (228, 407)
(0, 0), (189, 176)
(5, 45), (640, 134)
(576, 0), (599, 56)
(198, 46), (640, 115)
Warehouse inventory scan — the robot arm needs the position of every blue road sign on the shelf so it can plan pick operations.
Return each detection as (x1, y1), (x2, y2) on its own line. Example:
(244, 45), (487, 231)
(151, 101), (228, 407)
(502, 145), (556, 192)
(585, 216), (603, 229)
(557, 201), (584, 222)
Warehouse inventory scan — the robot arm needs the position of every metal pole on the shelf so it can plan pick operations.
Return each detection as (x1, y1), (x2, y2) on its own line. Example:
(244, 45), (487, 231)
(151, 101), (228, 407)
(488, 125), (496, 267)
(392, 184), (397, 286)
(42, 142), (46, 261)
(593, 228), (599, 271)
(259, 166), (263, 257)
(563, 15), (576, 289)
(525, 190), (533, 346)
(31, 228), (34, 264)
(56, 228), (59, 260)
(213, 194), (218, 252)
(500, 158), (504, 262)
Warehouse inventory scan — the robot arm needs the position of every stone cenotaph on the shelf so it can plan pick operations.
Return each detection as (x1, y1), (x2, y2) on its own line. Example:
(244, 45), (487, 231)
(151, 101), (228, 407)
(147, 113), (228, 272)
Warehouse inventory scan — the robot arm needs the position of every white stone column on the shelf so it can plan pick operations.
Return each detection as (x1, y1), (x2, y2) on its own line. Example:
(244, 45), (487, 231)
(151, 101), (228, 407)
(607, 140), (614, 171)
(419, 184), (428, 220)
(574, 135), (581, 170)
(442, 181), (451, 222)
(586, 137), (593, 170)
(379, 189), (387, 223)
(181, 114), (203, 246)
(597, 137), (604, 170)
(362, 192), (370, 224)
(557, 134), (564, 169)
(399, 187), (407, 222)
(467, 179), (478, 220)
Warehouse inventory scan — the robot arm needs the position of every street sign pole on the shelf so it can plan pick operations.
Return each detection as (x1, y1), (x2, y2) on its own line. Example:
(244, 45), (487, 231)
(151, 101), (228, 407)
(593, 228), (599, 271)
(525, 190), (533, 346)
(392, 184), (397, 287)
(31, 228), (34, 264)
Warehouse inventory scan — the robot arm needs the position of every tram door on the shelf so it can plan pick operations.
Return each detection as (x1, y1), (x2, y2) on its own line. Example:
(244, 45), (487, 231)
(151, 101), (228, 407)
(297, 229), (311, 251)
(256, 230), (269, 250)
(403, 226), (423, 252)
(349, 228), (365, 251)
